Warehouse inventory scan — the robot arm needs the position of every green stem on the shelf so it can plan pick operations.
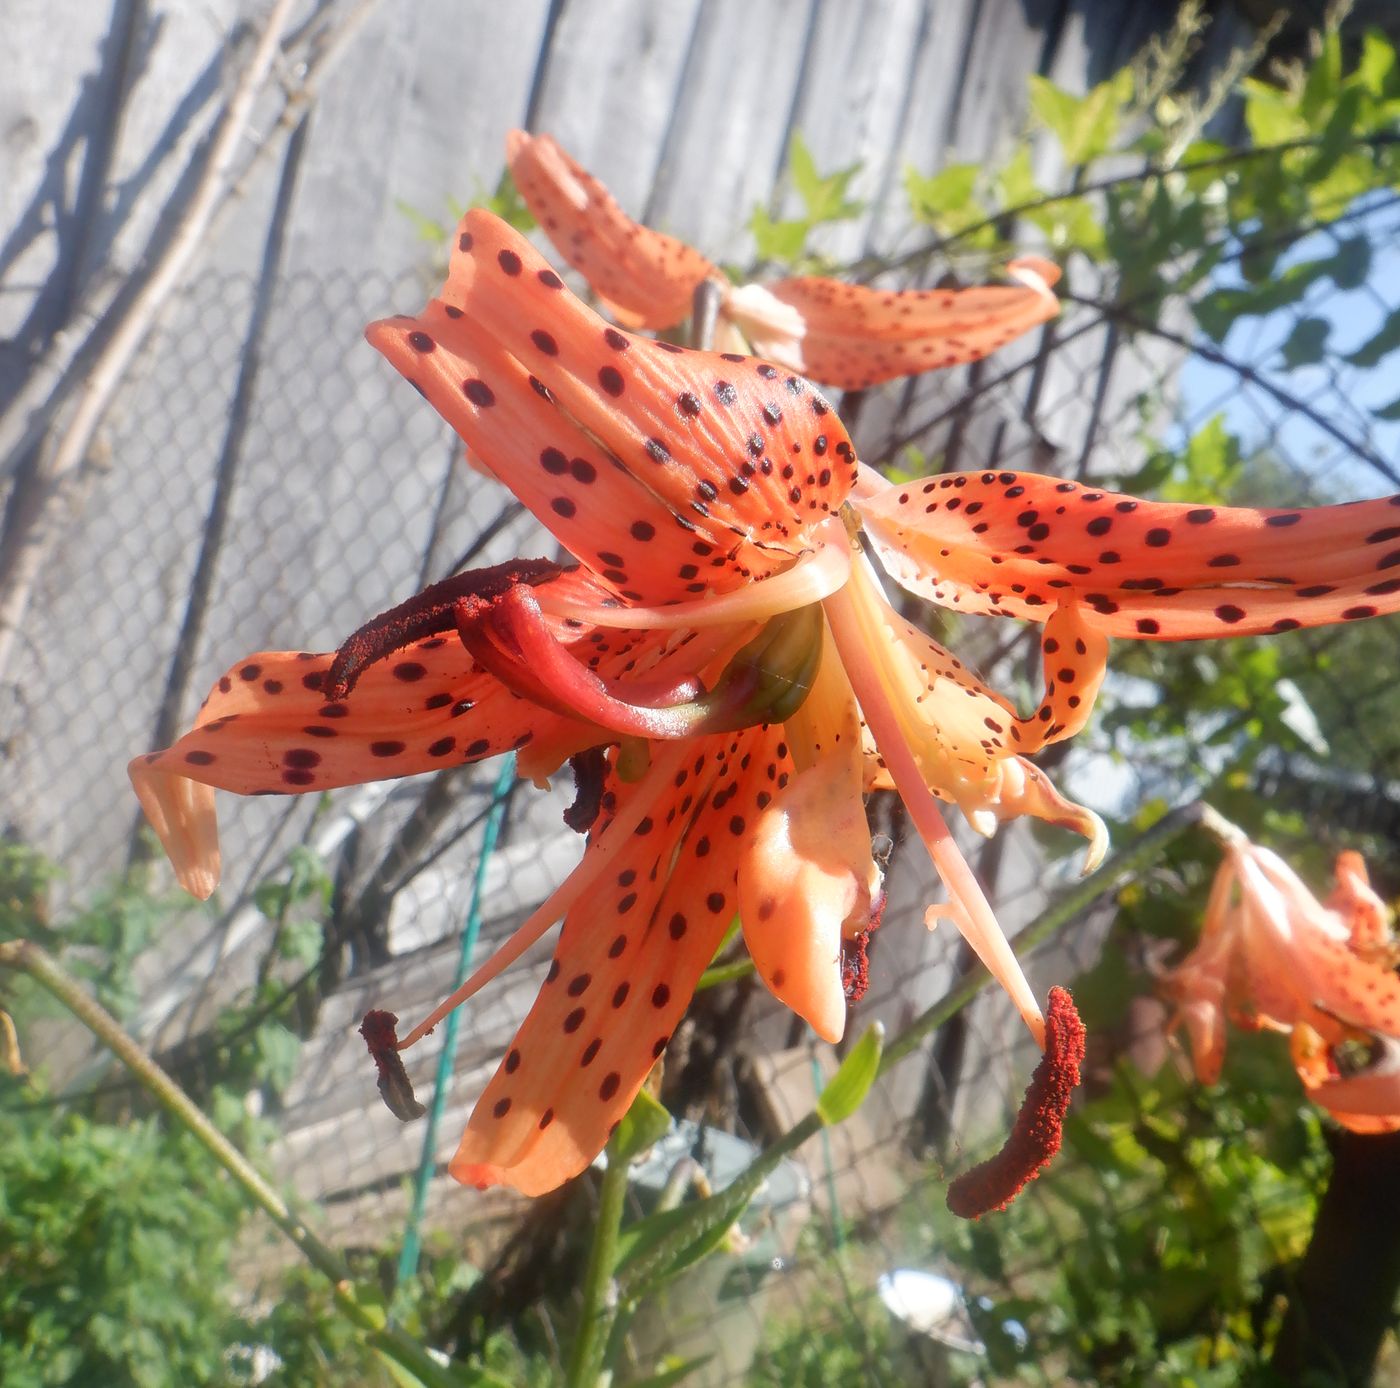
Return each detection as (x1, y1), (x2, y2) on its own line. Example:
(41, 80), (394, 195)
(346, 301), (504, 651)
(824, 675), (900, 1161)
(565, 1139), (632, 1388)
(0, 939), (450, 1381)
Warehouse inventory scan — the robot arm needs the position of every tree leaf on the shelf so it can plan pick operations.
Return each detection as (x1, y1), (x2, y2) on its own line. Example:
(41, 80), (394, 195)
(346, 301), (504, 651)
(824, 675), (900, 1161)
(1279, 315), (1330, 369)
(749, 206), (810, 264)
(1345, 307), (1400, 369)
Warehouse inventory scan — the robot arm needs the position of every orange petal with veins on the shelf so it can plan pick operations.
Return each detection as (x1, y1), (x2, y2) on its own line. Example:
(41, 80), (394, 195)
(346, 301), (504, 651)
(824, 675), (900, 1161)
(738, 258), (1061, 390)
(450, 726), (791, 1195)
(858, 470), (1400, 639)
(506, 130), (717, 331)
(368, 211), (854, 603)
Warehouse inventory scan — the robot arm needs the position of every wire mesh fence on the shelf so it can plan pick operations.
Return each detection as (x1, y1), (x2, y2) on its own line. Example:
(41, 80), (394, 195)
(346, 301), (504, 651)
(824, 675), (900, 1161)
(6, 98), (1400, 1388)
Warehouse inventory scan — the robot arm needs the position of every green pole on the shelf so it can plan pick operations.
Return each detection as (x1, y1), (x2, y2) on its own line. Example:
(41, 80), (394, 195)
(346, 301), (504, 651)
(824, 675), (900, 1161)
(395, 755), (517, 1293)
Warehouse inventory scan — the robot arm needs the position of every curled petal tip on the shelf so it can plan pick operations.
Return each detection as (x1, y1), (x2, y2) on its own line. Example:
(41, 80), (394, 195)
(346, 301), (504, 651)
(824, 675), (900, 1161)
(127, 760), (221, 900)
(1006, 255), (1063, 299)
(1079, 811), (1110, 876)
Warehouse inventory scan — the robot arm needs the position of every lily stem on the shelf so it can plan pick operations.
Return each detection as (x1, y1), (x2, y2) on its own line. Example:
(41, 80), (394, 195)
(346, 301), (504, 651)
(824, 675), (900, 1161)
(565, 1136), (632, 1388)
(0, 940), (456, 1383)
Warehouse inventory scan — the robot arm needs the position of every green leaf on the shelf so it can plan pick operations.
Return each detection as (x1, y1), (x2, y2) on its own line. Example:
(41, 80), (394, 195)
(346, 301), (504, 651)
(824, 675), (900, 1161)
(996, 146), (1041, 208)
(693, 957), (755, 993)
(616, 1114), (821, 1296)
(1025, 195), (1106, 259)
(1355, 31), (1397, 99)
(1346, 307), (1400, 369)
(1371, 394), (1400, 422)
(254, 1022), (302, 1093)
(395, 199), (453, 246)
(278, 914), (324, 965)
(1029, 70), (1131, 164)
(815, 1021), (884, 1125)
(480, 169), (535, 233)
(610, 1087), (673, 1165)
(1279, 315), (1330, 369)
(1326, 235), (1371, 290)
(904, 162), (988, 239)
(1300, 28), (1342, 122)
(749, 206), (810, 264)
(625, 1354), (713, 1387)
(1241, 78), (1308, 146)
(788, 131), (864, 224)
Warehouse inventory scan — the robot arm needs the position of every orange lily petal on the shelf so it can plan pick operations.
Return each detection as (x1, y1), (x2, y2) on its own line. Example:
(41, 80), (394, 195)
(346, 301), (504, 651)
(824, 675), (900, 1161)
(844, 557), (1105, 865)
(129, 569), (688, 898)
(858, 470), (1400, 639)
(506, 130), (718, 331)
(128, 640), (575, 899)
(737, 626), (879, 1042)
(1239, 846), (1400, 1038)
(1293, 1024), (1400, 1133)
(1326, 849), (1393, 958)
(367, 211), (855, 602)
(450, 725), (791, 1195)
(737, 258), (1061, 390)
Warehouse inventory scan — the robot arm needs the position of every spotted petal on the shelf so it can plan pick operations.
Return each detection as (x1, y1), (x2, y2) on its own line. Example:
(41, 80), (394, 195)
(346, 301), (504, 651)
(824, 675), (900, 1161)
(737, 627), (880, 1042)
(844, 558), (1105, 865)
(450, 725), (791, 1195)
(858, 470), (1400, 639)
(368, 211), (855, 604)
(507, 130), (718, 331)
(129, 570), (686, 898)
(736, 258), (1062, 390)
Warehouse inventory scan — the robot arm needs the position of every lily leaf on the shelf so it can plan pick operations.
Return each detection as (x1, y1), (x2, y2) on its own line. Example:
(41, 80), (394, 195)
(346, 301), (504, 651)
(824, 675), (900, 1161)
(610, 1086), (673, 1165)
(815, 1021), (885, 1124)
(615, 1113), (820, 1298)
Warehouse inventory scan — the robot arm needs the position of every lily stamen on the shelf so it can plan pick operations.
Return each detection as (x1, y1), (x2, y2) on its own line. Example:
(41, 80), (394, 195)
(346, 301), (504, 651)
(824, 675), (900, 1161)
(824, 572), (1047, 1046)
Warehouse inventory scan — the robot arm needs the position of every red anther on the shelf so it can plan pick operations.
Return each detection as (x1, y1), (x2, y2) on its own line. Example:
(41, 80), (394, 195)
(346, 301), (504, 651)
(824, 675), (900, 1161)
(841, 891), (885, 1001)
(563, 747), (608, 834)
(325, 558), (563, 699)
(360, 1009), (426, 1122)
(946, 985), (1085, 1219)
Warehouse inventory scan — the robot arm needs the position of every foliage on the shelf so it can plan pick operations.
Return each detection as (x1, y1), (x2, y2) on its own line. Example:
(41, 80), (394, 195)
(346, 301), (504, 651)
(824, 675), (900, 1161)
(0, 1082), (251, 1388)
(749, 132), (864, 268)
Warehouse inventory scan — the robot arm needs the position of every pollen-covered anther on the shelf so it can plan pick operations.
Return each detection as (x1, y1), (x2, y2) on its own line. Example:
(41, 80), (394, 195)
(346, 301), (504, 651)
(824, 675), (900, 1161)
(325, 558), (563, 699)
(563, 746), (609, 833)
(360, 1009), (427, 1122)
(945, 986), (1085, 1219)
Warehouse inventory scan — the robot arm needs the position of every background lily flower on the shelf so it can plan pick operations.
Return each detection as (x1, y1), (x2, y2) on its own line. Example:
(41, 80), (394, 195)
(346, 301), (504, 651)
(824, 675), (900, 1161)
(1162, 838), (1400, 1132)
(507, 129), (1061, 390)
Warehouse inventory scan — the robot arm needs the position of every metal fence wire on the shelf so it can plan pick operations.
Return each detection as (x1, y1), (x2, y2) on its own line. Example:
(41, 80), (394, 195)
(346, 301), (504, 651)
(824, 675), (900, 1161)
(5, 176), (1400, 1384)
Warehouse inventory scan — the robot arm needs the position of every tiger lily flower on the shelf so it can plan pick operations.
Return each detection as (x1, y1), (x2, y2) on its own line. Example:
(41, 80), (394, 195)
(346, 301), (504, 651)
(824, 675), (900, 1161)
(132, 202), (1400, 1199)
(507, 129), (1062, 390)
(1162, 837), (1400, 1132)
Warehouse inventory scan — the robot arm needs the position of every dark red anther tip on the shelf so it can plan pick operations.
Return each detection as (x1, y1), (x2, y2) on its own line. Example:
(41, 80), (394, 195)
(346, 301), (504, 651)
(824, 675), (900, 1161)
(360, 1009), (426, 1122)
(946, 985), (1085, 1219)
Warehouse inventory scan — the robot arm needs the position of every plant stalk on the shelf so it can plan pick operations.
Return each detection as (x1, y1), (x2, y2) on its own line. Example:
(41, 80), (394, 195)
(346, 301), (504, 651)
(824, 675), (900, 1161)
(565, 1141), (632, 1388)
